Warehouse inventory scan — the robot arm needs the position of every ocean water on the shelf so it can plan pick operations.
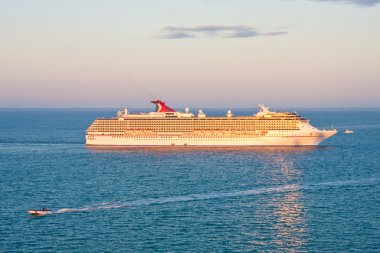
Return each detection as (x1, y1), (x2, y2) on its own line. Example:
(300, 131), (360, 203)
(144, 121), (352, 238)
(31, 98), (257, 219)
(0, 108), (379, 252)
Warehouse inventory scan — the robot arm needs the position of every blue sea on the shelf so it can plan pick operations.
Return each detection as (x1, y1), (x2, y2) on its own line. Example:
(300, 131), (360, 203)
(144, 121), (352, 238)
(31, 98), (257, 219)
(1, 108), (379, 252)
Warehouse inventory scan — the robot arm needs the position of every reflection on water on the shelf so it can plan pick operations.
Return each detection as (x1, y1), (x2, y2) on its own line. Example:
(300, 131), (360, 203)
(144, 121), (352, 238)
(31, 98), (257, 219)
(272, 190), (306, 251)
(250, 154), (307, 252)
(272, 156), (306, 252)
(87, 145), (330, 154)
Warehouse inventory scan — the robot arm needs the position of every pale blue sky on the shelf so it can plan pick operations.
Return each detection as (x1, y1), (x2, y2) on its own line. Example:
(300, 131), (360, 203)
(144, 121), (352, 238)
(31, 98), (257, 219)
(1, 0), (379, 108)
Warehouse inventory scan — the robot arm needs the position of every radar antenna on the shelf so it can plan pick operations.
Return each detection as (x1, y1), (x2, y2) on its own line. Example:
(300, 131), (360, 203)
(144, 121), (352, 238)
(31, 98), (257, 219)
(258, 104), (271, 113)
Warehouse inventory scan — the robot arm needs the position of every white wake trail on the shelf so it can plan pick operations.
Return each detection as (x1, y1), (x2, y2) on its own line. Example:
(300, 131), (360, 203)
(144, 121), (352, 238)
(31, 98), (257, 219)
(55, 178), (379, 214)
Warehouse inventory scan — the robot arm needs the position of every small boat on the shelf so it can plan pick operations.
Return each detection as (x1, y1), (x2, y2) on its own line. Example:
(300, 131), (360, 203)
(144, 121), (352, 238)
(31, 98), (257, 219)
(28, 208), (52, 216)
(344, 130), (354, 134)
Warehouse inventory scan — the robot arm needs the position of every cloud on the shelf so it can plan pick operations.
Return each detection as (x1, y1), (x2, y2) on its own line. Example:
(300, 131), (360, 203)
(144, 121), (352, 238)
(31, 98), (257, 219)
(311, 0), (379, 6)
(163, 32), (195, 39)
(161, 26), (287, 39)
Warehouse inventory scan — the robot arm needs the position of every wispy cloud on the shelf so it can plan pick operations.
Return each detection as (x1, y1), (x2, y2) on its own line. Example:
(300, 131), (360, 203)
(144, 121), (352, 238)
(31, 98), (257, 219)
(311, 0), (379, 6)
(164, 32), (195, 39)
(161, 26), (287, 39)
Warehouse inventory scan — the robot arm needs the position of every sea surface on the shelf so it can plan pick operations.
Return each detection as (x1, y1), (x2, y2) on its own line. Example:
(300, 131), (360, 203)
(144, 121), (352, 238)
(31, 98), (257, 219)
(0, 108), (379, 252)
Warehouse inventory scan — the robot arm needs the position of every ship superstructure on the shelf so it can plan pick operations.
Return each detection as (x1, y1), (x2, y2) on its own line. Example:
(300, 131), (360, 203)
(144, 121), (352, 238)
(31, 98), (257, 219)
(86, 100), (337, 146)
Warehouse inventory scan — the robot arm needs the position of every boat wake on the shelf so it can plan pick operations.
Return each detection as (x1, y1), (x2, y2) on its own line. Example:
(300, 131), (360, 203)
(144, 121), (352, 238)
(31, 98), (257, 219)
(55, 178), (379, 215)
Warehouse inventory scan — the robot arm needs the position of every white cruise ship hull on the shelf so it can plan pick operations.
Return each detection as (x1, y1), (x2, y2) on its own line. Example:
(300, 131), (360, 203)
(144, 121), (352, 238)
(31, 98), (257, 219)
(86, 130), (337, 146)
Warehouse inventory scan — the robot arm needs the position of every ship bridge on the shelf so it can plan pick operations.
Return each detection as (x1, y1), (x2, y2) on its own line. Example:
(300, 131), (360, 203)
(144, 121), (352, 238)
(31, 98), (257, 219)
(255, 104), (307, 121)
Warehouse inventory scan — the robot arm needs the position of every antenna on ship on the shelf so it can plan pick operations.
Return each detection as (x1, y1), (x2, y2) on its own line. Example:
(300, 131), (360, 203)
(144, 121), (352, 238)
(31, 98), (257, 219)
(131, 84), (159, 101)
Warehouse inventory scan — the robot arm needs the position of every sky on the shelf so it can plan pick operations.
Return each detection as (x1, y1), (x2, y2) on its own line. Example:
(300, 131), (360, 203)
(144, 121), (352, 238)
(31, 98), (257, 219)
(0, 0), (379, 108)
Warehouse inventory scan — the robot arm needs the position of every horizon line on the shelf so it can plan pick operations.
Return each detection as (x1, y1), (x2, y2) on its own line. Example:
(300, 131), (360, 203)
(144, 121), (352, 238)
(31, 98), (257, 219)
(1, 106), (380, 110)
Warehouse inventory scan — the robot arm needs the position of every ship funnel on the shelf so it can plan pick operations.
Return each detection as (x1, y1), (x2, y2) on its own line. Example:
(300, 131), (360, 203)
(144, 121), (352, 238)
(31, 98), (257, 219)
(151, 100), (176, 112)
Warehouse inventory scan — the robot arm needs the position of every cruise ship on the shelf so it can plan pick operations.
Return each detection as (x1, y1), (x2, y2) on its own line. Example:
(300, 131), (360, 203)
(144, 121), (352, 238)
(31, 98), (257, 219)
(86, 100), (337, 146)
